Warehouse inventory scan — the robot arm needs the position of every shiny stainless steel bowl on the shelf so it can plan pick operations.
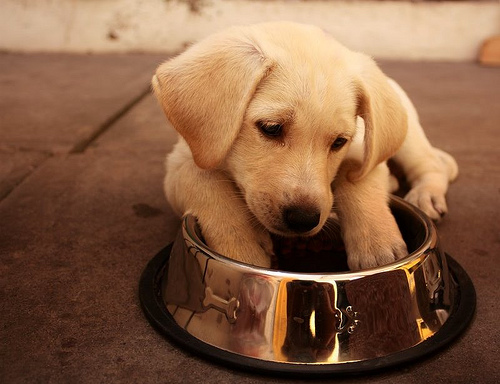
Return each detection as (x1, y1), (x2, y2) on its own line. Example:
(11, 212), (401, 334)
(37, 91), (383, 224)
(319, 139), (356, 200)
(140, 196), (475, 376)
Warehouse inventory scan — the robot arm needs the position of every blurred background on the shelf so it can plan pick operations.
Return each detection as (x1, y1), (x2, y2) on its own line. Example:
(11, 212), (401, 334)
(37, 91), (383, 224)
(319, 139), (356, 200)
(1, 0), (499, 62)
(1, 2), (499, 383)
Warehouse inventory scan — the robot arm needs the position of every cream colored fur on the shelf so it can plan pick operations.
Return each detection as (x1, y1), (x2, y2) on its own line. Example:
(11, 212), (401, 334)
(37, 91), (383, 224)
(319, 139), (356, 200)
(152, 22), (458, 270)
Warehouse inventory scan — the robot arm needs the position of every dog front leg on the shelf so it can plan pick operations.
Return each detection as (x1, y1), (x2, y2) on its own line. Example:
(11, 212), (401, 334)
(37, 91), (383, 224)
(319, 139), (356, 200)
(165, 150), (273, 268)
(334, 163), (408, 271)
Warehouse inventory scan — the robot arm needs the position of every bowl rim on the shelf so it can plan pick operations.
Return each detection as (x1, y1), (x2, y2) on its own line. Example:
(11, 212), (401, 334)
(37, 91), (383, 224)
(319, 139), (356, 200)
(181, 195), (437, 279)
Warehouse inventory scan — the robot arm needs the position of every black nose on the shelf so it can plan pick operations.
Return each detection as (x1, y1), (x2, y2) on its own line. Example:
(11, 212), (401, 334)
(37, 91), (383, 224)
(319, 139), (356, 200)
(283, 206), (321, 233)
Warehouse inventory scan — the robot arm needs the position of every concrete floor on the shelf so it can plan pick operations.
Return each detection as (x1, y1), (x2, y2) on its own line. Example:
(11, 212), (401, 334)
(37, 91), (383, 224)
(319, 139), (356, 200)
(0, 53), (499, 383)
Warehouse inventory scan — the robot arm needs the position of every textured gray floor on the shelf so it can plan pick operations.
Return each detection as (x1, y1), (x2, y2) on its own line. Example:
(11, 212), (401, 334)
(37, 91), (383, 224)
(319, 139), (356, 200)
(1, 53), (499, 383)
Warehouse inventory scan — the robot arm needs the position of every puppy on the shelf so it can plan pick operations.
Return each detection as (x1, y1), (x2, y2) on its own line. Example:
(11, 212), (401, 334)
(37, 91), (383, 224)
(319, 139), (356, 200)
(152, 22), (458, 270)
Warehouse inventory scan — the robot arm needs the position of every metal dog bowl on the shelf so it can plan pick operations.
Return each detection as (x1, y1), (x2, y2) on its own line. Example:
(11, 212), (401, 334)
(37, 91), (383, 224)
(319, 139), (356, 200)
(140, 196), (475, 376)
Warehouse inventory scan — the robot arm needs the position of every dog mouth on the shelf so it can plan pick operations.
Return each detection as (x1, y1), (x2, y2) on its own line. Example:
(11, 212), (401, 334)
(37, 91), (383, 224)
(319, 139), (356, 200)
(268, 226), (320, 238)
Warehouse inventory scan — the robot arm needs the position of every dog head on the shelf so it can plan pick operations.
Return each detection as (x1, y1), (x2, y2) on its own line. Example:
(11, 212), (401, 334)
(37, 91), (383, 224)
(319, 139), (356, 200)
(153, 22), (407, 237)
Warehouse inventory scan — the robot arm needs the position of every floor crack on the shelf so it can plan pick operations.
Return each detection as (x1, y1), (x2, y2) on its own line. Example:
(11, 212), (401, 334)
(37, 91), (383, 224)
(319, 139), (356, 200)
(70, 85), (152, 154)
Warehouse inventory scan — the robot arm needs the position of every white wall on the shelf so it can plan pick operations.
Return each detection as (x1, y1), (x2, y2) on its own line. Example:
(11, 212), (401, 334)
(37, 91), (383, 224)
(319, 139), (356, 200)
(1, 0), (499, 61)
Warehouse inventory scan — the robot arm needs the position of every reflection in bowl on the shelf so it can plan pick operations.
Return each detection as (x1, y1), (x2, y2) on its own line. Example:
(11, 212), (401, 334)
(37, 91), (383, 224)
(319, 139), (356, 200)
(140, 196), (476, 375)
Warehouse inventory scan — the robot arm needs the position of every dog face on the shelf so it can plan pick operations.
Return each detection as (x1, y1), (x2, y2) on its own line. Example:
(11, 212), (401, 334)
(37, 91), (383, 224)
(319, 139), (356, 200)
(153, 22), (407, 237)
(224, 60), (359, 236)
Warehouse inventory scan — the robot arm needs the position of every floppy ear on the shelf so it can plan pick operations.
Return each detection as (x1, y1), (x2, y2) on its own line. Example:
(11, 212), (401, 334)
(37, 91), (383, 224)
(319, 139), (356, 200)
(348, 56), (408, 181)
(152, 28), (274, 169)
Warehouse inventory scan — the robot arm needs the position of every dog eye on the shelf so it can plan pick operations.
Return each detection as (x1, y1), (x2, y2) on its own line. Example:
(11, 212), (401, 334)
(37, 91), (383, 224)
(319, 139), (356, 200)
(256, 121), (283, 137)
(331, 137), (348, 151)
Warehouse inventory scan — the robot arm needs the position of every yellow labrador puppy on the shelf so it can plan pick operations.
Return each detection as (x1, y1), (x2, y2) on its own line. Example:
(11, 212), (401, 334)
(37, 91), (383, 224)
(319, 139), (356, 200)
(152, 22), (457, 270)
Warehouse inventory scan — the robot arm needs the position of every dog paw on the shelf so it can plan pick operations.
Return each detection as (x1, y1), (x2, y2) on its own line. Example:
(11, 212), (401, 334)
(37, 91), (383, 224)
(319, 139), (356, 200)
(404, 185), (448, 222)
(344, 220), (408, 271)
(346, 237), (407, 271)
(404, 148), (457, 222)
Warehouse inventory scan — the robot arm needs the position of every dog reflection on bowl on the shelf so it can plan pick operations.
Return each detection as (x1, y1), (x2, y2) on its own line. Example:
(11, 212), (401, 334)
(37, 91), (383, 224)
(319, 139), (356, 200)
(162, 197), (455, 364)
